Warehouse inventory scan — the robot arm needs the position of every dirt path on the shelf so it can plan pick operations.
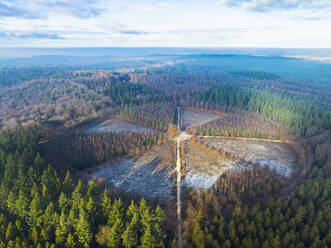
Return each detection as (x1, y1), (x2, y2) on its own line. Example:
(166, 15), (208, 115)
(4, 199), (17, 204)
(198, 136), (289, 143)
(177, 107), (181, 131)
(176, 107), (183, 248)
(176, 139), (183, 248)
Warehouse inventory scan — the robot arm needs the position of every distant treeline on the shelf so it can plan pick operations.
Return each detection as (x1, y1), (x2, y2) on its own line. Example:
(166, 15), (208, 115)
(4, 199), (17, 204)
(230, 71), (281, 80)
(0, 67), (70, 87)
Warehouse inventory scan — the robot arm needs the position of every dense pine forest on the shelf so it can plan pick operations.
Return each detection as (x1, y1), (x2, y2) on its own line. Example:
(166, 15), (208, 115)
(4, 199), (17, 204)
(0, 129), (166, 247)
(184, 167), (330, 248)
(0, 53), (330, 247)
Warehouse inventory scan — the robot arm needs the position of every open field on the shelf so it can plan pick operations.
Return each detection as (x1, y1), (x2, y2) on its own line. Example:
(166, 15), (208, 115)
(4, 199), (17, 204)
(86, 117), (154, 133)
(183, 142), (236, 189)
(88, 143), (175, 201)
(182, 109), (223, 129)
(201, 137), (296, 177)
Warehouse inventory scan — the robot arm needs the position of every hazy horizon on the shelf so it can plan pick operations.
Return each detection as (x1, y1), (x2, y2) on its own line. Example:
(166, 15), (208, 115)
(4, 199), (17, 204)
(1, 47), (331, 64)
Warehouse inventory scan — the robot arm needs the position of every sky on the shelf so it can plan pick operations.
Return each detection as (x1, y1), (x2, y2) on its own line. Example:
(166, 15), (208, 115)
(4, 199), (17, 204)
(0, 0), (331, 48)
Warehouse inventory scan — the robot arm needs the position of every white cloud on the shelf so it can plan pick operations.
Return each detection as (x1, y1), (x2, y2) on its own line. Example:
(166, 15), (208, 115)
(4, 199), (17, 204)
(217, 0), (331, 11)
(0, 0), (330, 47)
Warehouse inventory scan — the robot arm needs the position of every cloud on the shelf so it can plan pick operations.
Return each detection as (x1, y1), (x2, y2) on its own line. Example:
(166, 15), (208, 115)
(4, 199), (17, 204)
(218, 0), (331, 12)
(290, 15), (325, 20)
(0, 0), (105, 19)
(0, 31), (64, 40)
(0, 1), (183, 20)
(0, 1), (330, 47)
(0, 2), (33, 17)
(119, 30), (150, 35)
(116, 26), (284, 36)
(18, 33), (64, 39)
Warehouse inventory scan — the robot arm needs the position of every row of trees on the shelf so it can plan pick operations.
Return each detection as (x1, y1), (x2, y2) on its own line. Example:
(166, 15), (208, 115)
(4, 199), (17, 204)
(189, 111), (289, 140)
(196, 84), (331, 135)
(0, 128), (167, 247)
(41, 131), (161, 171)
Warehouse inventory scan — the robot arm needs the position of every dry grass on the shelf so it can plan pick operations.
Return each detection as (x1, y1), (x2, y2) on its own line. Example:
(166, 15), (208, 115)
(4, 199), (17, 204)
(184, 141), (232, 175)
(182, 109), (223, 129)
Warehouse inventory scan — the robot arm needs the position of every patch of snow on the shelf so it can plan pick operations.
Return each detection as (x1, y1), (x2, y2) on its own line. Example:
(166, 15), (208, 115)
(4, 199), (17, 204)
(204, 138), (296, 178)
(90, 158), (173, 200)
(251, 158), (293, 178)
(86, 118), (154, 133)
(184, 171), (221, 189)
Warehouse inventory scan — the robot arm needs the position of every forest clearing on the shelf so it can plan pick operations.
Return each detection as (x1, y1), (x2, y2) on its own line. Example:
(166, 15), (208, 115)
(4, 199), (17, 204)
(85, 108), (298, 199)
(88, 143), (175, 201)
(183, 141), (235, 189)
(199, 137), (296, 177)
(86, 117), (155, 133)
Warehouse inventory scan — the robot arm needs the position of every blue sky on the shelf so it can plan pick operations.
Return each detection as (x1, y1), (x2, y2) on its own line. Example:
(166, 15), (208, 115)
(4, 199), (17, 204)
(0, 0), (331, 47)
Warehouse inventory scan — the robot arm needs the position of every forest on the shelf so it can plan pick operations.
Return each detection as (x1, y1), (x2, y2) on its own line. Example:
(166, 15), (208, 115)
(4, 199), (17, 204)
(0, 53), (330, 247)
(0, 129), (167, 247)
(120, 103), (176, 132)
(189, 111), (289, 140)
(196, 84), (331, 135)
(41, 130), (162, 171)
(184, 168), (330, 247)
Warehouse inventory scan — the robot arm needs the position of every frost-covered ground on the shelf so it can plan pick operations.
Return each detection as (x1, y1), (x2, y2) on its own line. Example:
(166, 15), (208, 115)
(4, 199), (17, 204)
(182, 109), (222, 129)
(183, 142), (235, 189)
(86, 118), (154, 133)
(184, 172), (223, 189)
(88, 144), (174, 201)
(202, 137), (296, 177)
(87, 134), (296, 200)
